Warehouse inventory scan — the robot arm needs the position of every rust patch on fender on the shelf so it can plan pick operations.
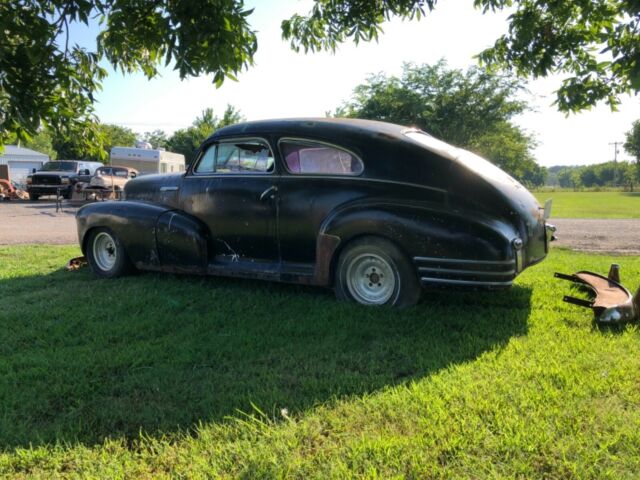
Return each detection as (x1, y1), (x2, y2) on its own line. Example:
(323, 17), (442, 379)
(314, 233), (341, 286)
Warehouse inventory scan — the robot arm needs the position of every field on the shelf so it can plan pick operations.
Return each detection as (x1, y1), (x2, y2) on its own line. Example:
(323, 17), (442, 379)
(533, 191), (640, 219)
(1, 245), (639, 478)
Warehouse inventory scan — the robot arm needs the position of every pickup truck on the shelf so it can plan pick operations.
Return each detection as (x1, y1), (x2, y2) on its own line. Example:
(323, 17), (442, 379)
(26, 160), (103, 200)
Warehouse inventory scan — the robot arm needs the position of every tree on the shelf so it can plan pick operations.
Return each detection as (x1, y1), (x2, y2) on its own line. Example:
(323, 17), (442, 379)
(624, 120), (640, 162)
(4, 1), (637, 156)
(336, 61), (545, 185)
(283, 0), (640, 112)
(1, 0), (256, 154)
(141, 130), (169, 150)
(6, 129), (58, 160)
(52, 123), (135, 161)
(166, 106), (245, 162)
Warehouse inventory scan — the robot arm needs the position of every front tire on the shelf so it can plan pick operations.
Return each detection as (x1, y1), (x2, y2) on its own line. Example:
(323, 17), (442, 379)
(86, 228), (133, 278)
(335, 236), (421, 307)
(28, 193), (40, 201)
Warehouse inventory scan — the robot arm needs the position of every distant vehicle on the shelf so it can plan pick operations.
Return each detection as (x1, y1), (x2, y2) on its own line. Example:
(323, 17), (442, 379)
(109, 147), (185, 175)
(27, 160), (102, 200)
(88, 166), (138, 191)
(77, 118), (554, 307)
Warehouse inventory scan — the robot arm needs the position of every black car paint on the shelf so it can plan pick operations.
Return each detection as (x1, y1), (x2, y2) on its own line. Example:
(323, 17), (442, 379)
(77, 118), (549, 288)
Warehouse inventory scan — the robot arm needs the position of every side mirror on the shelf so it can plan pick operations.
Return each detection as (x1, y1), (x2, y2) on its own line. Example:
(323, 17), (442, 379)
(130, 172), (137, 178)
(83, 169), (91, 175)
(32, 168), (37, 173)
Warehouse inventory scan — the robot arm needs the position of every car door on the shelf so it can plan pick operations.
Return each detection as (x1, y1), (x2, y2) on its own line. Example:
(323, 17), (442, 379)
(179, 137), (279, 267)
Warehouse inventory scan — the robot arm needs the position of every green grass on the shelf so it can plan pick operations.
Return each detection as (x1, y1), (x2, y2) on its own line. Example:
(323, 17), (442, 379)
(533, 191), (640, 218)
(1, 245), (639, 478)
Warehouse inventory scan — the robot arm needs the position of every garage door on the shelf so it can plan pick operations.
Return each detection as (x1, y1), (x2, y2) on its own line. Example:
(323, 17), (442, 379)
(8, 161), (43, 186)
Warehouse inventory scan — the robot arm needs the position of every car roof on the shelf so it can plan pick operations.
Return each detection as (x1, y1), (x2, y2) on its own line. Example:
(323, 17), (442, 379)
(210, 118), (414, 141)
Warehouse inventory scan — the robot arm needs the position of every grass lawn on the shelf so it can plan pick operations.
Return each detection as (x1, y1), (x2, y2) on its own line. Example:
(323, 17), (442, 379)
(1, 245), (639, 478)
(533, 191), (640, 219)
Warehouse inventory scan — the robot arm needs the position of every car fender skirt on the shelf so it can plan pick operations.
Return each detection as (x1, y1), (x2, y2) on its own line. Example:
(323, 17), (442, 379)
(156, 210), (209, 274)
(77, 201), (170, 267)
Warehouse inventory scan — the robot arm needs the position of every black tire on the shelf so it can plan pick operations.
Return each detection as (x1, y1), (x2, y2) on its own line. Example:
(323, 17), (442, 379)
(335, 236), (421, 308)
(86, 227), (133, 278)
(64, 186), (73, 200)
(29, 193), (40, 201)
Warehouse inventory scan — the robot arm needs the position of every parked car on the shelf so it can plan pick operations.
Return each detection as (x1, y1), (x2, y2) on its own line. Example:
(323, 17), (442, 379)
(76, 118), (554, 307)
(88, 166), (138, 191)
(27, 160), (103, 200)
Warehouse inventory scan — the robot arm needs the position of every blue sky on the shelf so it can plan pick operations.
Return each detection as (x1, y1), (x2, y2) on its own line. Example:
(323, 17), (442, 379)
(67, 0), (640, 167)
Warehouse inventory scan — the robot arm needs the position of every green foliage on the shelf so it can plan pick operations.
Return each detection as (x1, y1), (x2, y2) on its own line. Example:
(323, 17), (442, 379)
(336, 61), (545, 186)
(1, 245), (640, 477)
(167, 105), (244, 162)
(552, 161), (638, 190)
(283, 0), (640, 112)
(6, 129), (57, 160)
(140, 130), (169, 150)
(52, 123), (135, 161)
(624, 120), (640, 162)
(0, 0), (256, 154)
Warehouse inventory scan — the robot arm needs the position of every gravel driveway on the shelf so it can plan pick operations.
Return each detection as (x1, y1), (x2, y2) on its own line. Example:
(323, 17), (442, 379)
(0, 201), (80, 245)
(1, 201), (639, 255)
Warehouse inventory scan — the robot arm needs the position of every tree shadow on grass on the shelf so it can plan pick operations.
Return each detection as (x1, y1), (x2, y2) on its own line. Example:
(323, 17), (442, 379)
(0, 267), (531, 449)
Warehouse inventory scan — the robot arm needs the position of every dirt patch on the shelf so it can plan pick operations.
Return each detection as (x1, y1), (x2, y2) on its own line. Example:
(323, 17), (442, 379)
(550, 218), (640, 255)
(0, 201), (80, 245)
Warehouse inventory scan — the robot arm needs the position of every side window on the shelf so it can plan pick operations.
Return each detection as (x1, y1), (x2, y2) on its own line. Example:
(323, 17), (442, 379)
(280, 140), (363, 175)
(195, 144), (216, 173)
(194, 139), (274, 174)
(216, 140), (273, 174)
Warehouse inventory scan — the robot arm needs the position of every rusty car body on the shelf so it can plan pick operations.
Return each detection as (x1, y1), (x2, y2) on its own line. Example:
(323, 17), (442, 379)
(76, 118), (554, 307)
(88, 166), (138, 191)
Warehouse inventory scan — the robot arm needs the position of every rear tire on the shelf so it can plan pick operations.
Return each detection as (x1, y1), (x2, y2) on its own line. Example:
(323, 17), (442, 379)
(86, 228), (133, 278)
(29, 193), (40, 201)
(335, 236), (421, 308)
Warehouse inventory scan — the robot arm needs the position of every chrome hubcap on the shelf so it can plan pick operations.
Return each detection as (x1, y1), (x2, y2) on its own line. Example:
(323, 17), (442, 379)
(346, 253), (396, 305)
(93, 232), (117, 271)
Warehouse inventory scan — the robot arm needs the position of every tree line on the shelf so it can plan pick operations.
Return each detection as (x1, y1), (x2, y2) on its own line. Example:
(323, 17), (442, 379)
(11, 60), (640, 189)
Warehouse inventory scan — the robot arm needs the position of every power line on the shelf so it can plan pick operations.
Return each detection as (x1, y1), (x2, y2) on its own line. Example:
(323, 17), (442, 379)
(609, 141), (623, 186)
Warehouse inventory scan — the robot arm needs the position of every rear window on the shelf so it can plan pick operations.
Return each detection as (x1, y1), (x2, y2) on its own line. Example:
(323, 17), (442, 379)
(279, 140), (363, 175)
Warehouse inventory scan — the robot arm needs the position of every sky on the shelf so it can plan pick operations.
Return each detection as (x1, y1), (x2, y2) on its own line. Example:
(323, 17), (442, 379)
(79, 0), (639, 167)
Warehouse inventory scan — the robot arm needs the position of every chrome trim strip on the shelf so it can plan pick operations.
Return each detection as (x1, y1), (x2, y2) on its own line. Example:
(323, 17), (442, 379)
(160, 186), (179, 192)
(421, 277), (513, 287)
(418, 267), (516, 277)
(413, 256), (514, 266)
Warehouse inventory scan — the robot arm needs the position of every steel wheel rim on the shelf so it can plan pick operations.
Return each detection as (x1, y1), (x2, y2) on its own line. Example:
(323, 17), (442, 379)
(93, 232), (117, 272)
(346, 253), (396, 305)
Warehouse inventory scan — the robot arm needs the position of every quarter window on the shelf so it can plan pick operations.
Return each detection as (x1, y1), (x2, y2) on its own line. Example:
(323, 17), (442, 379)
(194, 140), (274, 174)
(280, 140), (363, 175)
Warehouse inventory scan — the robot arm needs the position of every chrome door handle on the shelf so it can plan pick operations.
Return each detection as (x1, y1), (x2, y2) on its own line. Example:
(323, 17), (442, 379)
(260, 185), (278, 202)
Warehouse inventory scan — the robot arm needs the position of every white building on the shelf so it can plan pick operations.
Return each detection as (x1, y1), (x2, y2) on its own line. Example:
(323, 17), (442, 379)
(0, 145), (50, 186)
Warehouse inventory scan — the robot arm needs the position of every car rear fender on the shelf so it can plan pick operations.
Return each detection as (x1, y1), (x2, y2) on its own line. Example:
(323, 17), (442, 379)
(318, 202), (518, 279)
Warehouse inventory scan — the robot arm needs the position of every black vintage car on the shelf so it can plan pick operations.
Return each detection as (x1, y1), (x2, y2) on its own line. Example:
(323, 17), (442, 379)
(76, 118), (553, 307)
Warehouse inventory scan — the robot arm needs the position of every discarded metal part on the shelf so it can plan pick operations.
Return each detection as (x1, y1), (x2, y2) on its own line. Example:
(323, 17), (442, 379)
(608, 263), (620, 284)
(555, 264), (639, 323)
(0, 179), (28, 200)
(66, 256), (88, 271)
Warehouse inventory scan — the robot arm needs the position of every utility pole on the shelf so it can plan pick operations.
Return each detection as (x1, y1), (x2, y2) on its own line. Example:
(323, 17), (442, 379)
(609, 141), (623, 187)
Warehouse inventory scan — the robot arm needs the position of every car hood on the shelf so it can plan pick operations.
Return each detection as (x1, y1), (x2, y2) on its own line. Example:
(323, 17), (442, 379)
(124, 173), (183, 206)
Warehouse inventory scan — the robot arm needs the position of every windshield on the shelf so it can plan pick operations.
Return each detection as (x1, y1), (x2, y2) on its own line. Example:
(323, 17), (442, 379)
(41, 161), (77, 172)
